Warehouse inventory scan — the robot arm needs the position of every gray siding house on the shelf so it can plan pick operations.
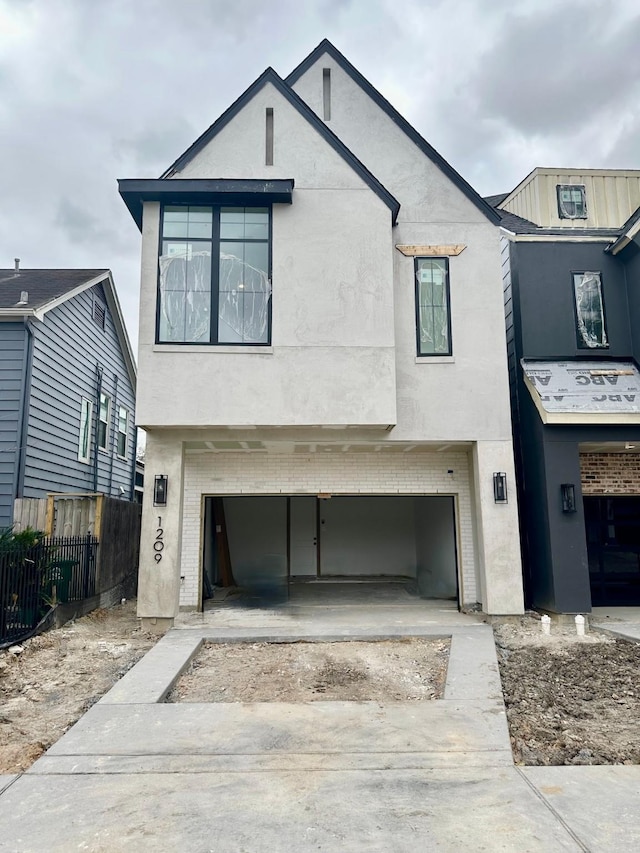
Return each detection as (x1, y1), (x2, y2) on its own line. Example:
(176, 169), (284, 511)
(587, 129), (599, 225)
(0, 267), (137, 530)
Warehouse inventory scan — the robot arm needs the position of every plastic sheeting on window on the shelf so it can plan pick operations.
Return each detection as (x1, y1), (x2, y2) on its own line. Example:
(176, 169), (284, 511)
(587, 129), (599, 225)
(158, 249), (211, 343)
(218, 251), (271, 344)
(574, 272), (607, 349)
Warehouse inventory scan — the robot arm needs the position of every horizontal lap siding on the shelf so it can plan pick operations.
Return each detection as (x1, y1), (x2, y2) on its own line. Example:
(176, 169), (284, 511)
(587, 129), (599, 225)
(0, 324), (26, 528)
(23, 284), (136, 499)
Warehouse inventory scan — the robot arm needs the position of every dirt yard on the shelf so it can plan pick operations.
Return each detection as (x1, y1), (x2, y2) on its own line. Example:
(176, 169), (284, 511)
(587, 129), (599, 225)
(0, 600), (155, 773)
(168, 638), (450, 703)
(495, 618), (640, 766)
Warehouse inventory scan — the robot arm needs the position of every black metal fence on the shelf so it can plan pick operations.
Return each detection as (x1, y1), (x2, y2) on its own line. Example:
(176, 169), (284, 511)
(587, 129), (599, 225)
(0, 535), (99, 645)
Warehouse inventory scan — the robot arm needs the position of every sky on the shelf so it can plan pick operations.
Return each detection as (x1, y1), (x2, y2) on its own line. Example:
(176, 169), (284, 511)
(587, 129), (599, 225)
(1, 0), (639, 354)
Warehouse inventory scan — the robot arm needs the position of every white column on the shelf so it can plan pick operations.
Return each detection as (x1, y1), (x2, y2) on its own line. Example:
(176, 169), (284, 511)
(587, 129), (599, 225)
(137, 432), (184, 629)
(471, 440), (524, 614)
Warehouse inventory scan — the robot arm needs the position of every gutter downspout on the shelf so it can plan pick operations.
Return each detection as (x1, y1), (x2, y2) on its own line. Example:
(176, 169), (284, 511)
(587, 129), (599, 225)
(107, 373), (118, 497)
(129, 423), (138, 501)
(93, 364), (103, 494)
(14, 319), (35, 502)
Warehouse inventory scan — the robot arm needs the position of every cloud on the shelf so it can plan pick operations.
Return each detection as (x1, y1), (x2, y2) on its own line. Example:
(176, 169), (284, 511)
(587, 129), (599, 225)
(0, 0), (639, 353)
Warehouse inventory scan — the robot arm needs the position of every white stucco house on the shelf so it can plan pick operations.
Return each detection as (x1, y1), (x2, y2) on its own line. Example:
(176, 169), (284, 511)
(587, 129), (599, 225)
(119, 40), (524, 629)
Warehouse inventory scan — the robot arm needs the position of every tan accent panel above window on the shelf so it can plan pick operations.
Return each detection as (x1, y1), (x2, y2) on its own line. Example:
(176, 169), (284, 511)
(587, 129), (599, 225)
(395, 244), (466, 256)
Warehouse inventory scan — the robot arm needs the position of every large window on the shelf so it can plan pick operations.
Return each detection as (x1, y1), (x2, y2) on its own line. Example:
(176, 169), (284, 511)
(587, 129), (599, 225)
(78, 398), (93, 463)
(158, 205), (271, 345)
(573, 271), (608, 349)
(414, 257), (452, 356)
(97, 392), (110, 451)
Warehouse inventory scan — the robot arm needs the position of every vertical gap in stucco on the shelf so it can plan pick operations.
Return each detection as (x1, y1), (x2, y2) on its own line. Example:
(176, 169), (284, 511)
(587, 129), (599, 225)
(265, 108), (274, 166)
(322, 68), (331, 121)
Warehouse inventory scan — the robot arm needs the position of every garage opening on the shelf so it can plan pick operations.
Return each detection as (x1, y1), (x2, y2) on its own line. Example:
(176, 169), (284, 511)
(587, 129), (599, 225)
(202, 495), (458, 604)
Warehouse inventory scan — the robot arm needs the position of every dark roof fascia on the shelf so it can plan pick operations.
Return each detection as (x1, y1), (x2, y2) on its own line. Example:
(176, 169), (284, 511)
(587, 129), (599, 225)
(118, 178), (295, 230)
(157, 66), (400, 224)
(286, 39), (500, 226)
(499, 209), (620, 239)
(606, 204), (640, 254)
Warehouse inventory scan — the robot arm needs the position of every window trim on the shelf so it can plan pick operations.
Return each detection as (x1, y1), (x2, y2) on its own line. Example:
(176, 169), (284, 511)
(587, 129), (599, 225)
(557, 184), (587, 220)
(414, 256), (452, 357)
(571, 269), (609, 350)
(155, 203), (273, 347)
(97, 392), (111, 452)
(116, 406), (129, 459)
(78, 397), (93, 464)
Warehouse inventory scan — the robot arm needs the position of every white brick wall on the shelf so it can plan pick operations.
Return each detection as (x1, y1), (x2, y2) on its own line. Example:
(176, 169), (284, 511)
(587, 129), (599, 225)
(179, 450), (478, 608)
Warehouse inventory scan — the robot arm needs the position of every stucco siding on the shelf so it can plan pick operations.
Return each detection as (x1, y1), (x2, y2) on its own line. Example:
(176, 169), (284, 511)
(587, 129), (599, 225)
(23, 284), (136, 499)
(0, 323), (26, 528)
(291, 55), (489, 225)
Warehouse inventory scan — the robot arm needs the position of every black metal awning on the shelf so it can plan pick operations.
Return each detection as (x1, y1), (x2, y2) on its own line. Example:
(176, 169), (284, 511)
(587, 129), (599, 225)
(118, 178), (295, 230)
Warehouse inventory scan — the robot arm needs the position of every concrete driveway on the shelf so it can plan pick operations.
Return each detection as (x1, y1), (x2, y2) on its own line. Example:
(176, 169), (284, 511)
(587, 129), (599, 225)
(1, 590), (639, 851)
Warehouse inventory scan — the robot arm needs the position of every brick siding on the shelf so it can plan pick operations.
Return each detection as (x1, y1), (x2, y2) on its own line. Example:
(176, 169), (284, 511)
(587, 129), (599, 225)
(580, 452), (640, 495)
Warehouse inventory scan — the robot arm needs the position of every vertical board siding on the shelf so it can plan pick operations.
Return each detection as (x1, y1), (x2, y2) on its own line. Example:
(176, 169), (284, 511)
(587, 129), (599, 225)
(22, 283), (136, 500)
(0, 323), (26, 529)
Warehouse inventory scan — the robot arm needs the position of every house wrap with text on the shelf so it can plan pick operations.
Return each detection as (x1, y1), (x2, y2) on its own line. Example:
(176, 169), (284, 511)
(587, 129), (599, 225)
(119, 40), (524, 628)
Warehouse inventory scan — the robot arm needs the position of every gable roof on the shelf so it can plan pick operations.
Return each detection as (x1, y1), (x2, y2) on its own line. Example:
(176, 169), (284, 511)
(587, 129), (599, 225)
(286, 40), (500, 226)
(0, 269), (136, 390)
(159, 66), (400, 223)
(484, 196), (621, 239)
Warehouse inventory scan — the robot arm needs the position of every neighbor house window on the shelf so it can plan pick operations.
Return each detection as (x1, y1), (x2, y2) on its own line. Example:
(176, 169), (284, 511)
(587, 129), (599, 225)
(78, 398), (93, 463)
(116, 406), (129, 457)
(557, 184), (587, 219)
(97, 392), (110, 451)
(415, 257), (452, 355)
(573, 271), (608, 349)
(157, 205), (271, 345)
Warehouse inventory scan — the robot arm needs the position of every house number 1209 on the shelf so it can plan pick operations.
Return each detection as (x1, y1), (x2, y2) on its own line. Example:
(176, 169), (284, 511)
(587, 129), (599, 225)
(154, 516), (164, 563)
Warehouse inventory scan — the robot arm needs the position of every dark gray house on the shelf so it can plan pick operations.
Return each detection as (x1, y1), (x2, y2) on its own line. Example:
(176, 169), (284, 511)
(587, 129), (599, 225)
(492, 168), (640, 612)
(0, 267), (137, 530)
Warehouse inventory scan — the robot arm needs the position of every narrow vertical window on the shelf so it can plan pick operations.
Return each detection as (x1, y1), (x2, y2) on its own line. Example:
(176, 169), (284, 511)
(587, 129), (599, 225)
(97, 392), (111, 451)
(573, 271), (607, 348)
(78, 398), (93, 463)
(415, 258), (452, 356)
(323, 68), (331, 121)
(116, 406), (129, 458)
(265, 107), (274, 166)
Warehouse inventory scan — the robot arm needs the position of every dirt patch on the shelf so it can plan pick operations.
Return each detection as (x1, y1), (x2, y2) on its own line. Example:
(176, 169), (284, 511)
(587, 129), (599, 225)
(495, 618), (640, 766)
(0, 600), (155, 773)
(168, 638), (450, 703)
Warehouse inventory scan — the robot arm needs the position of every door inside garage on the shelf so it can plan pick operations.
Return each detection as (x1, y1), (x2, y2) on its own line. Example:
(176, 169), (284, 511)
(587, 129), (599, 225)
(202, 495), (458, 602)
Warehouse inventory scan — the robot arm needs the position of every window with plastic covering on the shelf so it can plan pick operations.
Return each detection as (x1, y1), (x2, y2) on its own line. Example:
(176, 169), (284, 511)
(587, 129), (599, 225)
(573, 271), (608, 349)
(414, 257), (452, 356)
(157, 205), (271, 345)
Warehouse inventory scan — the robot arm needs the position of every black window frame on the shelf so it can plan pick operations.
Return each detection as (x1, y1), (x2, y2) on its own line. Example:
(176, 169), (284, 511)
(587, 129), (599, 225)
(155, 203), (273, 346)
(414, 256), (452, 357)
(571, 269), (609, 350)
(557, 184), (587, 219)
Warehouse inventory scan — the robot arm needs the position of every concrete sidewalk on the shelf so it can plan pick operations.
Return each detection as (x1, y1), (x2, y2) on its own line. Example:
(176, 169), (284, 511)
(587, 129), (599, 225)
(0, 598), (639, 851)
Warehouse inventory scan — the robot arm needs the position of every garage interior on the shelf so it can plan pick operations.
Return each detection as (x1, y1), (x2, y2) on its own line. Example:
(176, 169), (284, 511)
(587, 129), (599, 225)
(202, 495), (458, 605)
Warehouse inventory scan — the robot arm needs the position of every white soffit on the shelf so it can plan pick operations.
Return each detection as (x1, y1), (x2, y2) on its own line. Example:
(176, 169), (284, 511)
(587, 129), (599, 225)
(522, 360), (640, 424)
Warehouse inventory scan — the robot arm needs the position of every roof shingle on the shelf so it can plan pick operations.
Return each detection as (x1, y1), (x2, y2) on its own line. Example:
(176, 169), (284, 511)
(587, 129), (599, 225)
(0, 269), (108, 310)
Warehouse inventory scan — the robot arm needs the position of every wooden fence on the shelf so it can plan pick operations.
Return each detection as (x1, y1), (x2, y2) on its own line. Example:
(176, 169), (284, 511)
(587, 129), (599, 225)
(12, 494), (140, 602)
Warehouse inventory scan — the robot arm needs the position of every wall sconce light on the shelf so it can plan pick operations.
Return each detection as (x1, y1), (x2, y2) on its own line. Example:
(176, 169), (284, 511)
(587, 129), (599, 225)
(154, 474), (168, 506)
(561, 483), (576, 513)
(493, 472), (508, 503)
